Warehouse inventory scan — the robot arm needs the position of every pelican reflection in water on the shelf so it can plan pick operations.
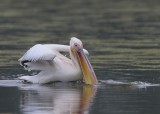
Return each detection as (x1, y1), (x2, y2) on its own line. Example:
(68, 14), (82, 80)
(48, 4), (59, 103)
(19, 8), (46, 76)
(20, 84), (97, 114)
(19, 37), (98, 85)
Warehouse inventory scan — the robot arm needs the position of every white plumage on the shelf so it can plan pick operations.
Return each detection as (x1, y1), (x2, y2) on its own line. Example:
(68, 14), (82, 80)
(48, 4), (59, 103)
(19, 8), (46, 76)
(19, 44), (56, 62)
(18, 37), (92, 84)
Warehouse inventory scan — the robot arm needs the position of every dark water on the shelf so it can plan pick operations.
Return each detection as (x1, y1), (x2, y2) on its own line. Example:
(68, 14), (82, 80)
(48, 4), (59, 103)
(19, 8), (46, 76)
(0, 0), (160, 114)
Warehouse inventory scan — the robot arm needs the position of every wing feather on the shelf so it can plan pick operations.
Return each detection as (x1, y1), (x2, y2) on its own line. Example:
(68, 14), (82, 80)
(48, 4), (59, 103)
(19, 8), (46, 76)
(18, 44), (89, 71)
(19, 44), (56, 62)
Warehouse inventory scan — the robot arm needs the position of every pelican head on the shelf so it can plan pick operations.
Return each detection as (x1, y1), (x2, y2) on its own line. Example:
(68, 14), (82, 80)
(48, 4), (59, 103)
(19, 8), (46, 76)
(70, 37), (98, 85)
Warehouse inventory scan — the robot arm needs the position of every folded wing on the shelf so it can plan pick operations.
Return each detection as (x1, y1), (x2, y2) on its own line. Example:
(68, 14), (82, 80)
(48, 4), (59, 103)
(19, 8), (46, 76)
(19, 44), (89, 71)
(19, 44), (57, 71)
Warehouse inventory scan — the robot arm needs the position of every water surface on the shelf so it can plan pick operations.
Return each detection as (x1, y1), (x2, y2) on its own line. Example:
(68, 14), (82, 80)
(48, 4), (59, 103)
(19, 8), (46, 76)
(0, 0), (160, 114)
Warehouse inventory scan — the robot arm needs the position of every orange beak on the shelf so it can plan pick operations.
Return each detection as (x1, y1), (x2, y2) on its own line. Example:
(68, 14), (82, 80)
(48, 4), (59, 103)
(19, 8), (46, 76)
(77, 49), (98, 85)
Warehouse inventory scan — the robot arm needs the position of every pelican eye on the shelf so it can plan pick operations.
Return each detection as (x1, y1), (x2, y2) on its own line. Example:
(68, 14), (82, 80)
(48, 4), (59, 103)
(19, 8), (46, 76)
(74, 44), (78, 47)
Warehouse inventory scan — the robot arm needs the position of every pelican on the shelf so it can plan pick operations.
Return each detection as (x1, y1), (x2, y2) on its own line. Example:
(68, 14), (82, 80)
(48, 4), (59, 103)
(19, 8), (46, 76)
(18, 37), (98, 84)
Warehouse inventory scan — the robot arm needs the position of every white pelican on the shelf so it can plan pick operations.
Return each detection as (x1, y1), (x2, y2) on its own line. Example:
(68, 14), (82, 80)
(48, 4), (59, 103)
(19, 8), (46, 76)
(18, 37), (98, 84)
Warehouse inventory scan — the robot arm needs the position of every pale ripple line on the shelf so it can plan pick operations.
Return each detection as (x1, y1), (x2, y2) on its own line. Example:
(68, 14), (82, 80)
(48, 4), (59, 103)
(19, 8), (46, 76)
(0, 80), (159, 89)
(99, 79), (160, 88)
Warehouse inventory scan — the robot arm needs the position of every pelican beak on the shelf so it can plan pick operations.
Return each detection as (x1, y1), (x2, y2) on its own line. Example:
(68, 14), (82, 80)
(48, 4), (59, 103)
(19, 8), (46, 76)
(77, 48), (98, 85)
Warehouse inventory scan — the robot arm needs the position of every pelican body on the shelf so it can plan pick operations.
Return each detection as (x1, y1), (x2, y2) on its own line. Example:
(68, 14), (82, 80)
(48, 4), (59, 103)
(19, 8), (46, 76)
(18, 37), (98, 84)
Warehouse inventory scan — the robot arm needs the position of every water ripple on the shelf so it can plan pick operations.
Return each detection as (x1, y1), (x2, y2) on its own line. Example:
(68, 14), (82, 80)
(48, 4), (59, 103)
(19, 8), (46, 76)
(99, 79), (160, 88)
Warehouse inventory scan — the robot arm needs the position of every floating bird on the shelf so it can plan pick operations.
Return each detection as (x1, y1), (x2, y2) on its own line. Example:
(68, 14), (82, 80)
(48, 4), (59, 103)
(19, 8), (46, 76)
(18, 37), (98, 84)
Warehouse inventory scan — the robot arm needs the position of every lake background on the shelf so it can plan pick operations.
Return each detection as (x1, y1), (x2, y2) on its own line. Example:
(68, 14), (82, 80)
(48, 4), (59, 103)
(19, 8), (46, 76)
(0, 0), (160, 114)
